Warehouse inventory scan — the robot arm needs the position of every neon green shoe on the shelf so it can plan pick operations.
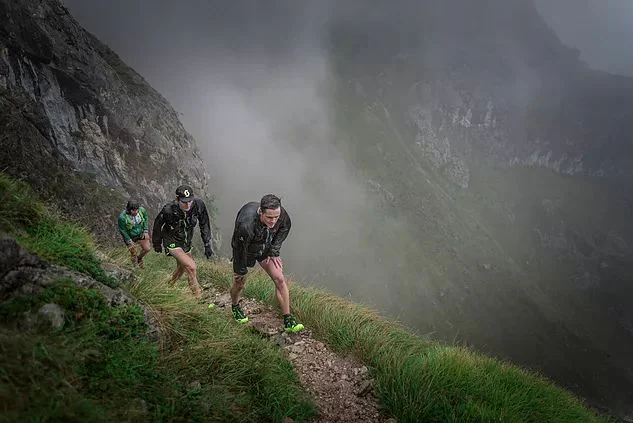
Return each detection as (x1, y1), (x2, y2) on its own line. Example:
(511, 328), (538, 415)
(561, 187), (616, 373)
(232, 304), (248, 324)
(284, 315), (304, 333)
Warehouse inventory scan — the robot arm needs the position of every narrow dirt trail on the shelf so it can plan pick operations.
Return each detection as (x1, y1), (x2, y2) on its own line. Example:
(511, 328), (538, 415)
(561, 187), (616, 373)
(203, 288), (396, 423)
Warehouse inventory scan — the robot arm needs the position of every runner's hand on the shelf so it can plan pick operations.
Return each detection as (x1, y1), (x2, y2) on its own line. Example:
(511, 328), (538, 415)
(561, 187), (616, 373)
(204, 243), (213, 259)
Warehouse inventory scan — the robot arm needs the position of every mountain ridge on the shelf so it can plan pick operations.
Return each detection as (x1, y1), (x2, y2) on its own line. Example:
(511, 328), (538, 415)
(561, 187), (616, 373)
(0, 0), (217, 245)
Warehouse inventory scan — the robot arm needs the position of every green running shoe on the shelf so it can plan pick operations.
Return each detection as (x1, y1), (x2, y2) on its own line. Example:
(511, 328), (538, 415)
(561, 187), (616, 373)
(232, 304), (248, 324)
(284, 315), (304, 333)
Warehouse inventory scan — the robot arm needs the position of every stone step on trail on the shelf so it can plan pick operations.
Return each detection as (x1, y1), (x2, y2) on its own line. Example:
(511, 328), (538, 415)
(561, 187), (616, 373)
(206, 289), (396, 423)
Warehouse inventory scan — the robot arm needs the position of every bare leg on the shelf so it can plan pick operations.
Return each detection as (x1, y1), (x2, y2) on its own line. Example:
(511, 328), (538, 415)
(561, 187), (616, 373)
(169, 259), (185, 286)
(137, 238), (151, 262)
(128, 244), (138, 265)
(169, 248), (201, 298)
(259, 257), (290, 315)
(230, 274), (247, 305)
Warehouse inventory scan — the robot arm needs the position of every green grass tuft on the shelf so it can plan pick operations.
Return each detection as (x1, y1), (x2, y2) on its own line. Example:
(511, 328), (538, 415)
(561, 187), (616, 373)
(0, 280), (154, 421)
(0, 173), (316, 422)
(16, 218), (118, 288)
(199, 264), (607, 423)
(0, 172), (117, 287)
(0, 174), (45, 231)
(0, 173), (609, 422)
(0, 274), (317, 422)
(105, 249), (318, 422)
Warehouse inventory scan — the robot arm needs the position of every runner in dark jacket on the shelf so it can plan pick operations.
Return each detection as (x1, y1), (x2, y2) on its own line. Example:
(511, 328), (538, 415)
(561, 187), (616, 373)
(229, 194), (303, 332)
(152, 184), (214, 299)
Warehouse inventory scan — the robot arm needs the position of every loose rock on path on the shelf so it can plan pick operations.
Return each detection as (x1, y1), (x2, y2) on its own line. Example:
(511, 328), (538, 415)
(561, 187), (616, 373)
(205, 288), (396, 423)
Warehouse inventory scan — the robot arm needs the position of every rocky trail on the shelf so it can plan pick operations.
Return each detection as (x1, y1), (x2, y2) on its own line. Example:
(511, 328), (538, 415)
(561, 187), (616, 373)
(202, 286), (396, 423)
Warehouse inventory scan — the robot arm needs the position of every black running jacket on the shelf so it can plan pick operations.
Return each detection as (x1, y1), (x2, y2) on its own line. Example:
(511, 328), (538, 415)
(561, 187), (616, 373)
(152, 198), (212, 251)
(231, 202), (291, 275)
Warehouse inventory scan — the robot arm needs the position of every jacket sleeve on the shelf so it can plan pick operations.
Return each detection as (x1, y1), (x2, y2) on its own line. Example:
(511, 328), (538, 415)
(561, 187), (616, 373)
(268, 212), (291, 257)
(117, 213), (132, 244)
(196, 199), (212, 246)
(232, 223), (250, 276)
(141, 207), (150, 233)
(152, 207), (166, 250)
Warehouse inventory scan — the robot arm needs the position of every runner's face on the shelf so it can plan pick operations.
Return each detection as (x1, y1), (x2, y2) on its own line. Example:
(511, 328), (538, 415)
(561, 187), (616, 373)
(130, 208), (138, 216)
(179, 200), (192, 211)
(260, 207), (281, 228)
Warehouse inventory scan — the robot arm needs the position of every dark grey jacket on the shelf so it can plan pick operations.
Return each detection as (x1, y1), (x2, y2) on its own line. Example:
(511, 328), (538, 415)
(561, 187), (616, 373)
(152, 198), (212, 251)
(231, 202), (291, 275)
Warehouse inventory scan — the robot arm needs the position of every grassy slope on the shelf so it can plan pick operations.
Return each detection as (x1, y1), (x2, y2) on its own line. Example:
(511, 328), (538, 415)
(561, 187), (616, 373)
(464, 166), (633, 407)
(330, 69), (633, 332)
(0, 174), (316, 423)
(0, 173), (608, 422)
(324, 71), (633, 415)
(197, 264), (607, 423)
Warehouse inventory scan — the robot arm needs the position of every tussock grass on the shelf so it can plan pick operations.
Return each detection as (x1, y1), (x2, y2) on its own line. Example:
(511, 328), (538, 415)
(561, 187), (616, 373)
(199, 264), (607, 423)
(0, 175), (45, 230)
(1, 273), (317, 422)
(0, 279), (164, 422)
(0, 173), (608, 422)
(17, 218), (117, 288)
(0, 173), (116, 287)
(0, 173), (316, 422)
(104, 249), (317, 422)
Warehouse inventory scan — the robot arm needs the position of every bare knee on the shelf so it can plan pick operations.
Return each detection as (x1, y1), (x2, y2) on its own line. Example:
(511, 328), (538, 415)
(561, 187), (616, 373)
(185, 261), (197, 274)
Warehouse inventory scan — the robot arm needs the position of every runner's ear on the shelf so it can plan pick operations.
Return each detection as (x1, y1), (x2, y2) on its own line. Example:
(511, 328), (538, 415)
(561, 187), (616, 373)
(257, 207), (261, 215)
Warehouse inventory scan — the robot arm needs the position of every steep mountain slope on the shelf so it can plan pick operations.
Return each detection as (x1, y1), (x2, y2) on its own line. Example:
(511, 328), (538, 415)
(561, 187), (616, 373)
(1, 0), (631, 418)
(318, 0), (633, 417)
(0, 173), (606, 422)
(0, 0), (216, 244)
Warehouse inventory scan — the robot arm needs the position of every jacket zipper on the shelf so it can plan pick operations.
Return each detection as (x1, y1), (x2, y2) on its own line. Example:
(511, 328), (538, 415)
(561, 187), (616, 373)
(259, 228), (272, 256)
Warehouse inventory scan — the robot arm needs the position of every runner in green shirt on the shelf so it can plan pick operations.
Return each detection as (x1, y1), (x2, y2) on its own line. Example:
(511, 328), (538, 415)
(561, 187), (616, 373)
(117, 199), (151, 268)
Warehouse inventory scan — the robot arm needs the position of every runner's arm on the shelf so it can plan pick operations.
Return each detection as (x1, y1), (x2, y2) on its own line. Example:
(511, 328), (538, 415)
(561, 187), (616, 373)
(196, 199), (212, 247)
(232, 224), (250, 276)
(269, 213), (291, 257)
(117, 213), (133, 245)
(152, 208), (166, 250)
(140, 207), (150, 236)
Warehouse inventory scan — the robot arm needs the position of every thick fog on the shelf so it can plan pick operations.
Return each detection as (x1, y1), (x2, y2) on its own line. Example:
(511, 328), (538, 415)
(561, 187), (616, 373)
(60, 0), (406, 305)
(534, 0), (633, 76)
(61, 0), (633, 298)
(55, 1), (633, 415)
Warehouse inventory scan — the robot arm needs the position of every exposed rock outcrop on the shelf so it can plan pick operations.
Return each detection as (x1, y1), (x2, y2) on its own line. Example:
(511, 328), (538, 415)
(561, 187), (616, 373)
(0, 233), (159, 340)
(0, 0), (216, 244)
(330, 0), (633, 190)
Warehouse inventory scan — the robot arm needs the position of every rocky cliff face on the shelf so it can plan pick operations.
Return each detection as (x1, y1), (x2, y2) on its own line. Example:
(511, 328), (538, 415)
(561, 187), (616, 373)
(401, 64), (633, 189)
(0, 0), (215, 243)
(330, 0), (633, 190)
